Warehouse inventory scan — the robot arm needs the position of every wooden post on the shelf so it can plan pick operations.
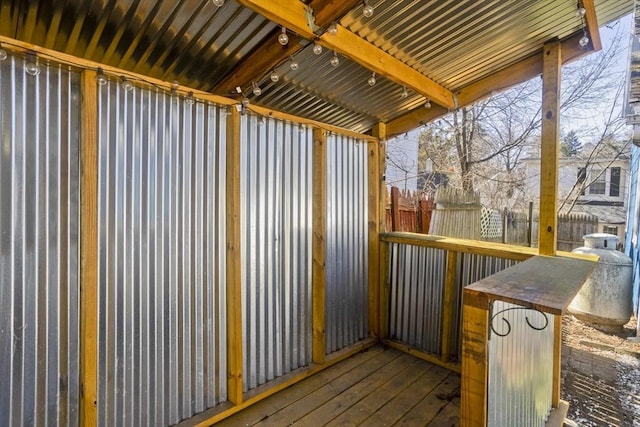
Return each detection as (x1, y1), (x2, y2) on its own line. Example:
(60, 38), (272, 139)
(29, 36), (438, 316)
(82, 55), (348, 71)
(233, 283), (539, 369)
(373, 123), (389, 339)
(441, 250), (458, 362)
(461, 294), (489, 427)
(528, 201), (534, 247)
(226, 107), (244, 404)
(418, 199), (430, 233)
(552, 314), (562, 407)
(367, 137), (380, 339)
(312, 127), (327, 363)
(80, 69), (99, 427)
(539, 40), (561, 256)
(390, 186), (400, 231)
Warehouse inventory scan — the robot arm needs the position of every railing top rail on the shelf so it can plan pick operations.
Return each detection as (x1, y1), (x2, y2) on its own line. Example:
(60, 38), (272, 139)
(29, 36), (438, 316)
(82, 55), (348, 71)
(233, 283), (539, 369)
(464, 255), (597, 315)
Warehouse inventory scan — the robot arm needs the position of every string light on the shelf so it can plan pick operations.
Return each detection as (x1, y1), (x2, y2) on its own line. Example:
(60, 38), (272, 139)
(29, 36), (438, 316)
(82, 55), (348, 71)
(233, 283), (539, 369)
(313, 43), (323, 55)
(401, 86), (408, 98)
(241, 96), (249, 115)
(577, 1), (589, 48)
(252, 81), (262, 96)
(185, 91), (195, 105)
(363, 1), (374, 18)
(170, 80), (179, 96)
(424, 99), (431, 109)
(289, 56), (299, 71)
(278, 27), (289, 46)
(330, 51), (339, 67)
(120, 76), (134, 91)
(327, 23), (338, 35)
(96, 68), (108, 86)
(0, 44), (7, 61)
(25, 52), (40, 76)
(212, 0), (224, 7)
(270, 69), (279, 82)
(367, 72), (376, 86)
(575, 2), (586, 17)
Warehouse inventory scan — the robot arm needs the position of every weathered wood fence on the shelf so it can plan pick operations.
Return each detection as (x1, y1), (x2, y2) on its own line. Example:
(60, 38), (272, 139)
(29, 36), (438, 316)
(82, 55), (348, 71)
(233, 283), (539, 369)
(384, 187), (434, 233)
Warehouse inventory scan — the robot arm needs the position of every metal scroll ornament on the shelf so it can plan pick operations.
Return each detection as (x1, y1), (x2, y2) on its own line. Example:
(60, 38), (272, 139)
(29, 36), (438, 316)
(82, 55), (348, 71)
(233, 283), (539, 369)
(489, 306), (549, 338)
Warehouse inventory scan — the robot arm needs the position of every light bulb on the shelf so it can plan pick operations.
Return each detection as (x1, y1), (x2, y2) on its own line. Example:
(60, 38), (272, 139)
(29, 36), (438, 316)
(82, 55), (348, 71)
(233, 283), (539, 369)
(96, 69), (108, 86)
(401, 86), (408, 98)
(270, 70), (279, 82)
(579, 35), (589, 47)
(289, 57), (299, 71)
(278, 27), (289, 46)
(363, 2), (374, 18)
(212, 0), (224, 7)
(330, 52), (339, 67)
(424, 99), (431, 109)
(252, 82), (262, 96)
(576, 6), (586, 17)
(121, 77), (133, 91)
(0, 48), (7, 61)
(241, 97), (250, 108)
(25, 55), (39, 76)
(313, 43), (323, 55)
(327, 23), (337, 35)
(185, 92), (195, 105)
(367, 72), (376, 86)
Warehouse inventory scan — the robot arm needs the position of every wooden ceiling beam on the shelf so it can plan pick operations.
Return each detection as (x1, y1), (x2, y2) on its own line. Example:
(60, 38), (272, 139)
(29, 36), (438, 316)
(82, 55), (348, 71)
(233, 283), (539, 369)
(235, 0), (456, 109)
(386, 31), (598, 138)
(582, 0), (602, 52)
(214, 0), (361, 96)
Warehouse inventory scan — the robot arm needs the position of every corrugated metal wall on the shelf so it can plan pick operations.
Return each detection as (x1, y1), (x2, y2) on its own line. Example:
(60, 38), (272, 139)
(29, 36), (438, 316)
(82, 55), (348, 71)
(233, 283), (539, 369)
(0, 55), (81, 426)
(488, 300), (554, 427)
(325, 134), (369, 354)
(388, 244), (446, 355)
(240, 115), (313, 391)
(96, 81), (227, 425)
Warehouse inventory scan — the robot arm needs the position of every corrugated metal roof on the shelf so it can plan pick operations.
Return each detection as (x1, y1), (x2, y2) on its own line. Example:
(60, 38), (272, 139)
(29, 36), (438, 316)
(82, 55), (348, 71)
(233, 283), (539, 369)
(0, 0), (633, 133)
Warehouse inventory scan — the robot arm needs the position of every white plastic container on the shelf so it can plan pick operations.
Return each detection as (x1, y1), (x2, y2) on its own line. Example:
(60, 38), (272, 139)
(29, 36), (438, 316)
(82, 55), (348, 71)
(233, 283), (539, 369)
(568, 233), (633, 326)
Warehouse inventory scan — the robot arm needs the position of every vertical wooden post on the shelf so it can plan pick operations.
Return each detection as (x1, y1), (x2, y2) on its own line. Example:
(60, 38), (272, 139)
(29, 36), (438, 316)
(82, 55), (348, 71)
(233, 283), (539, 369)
(461, 293), (489, 427)
(367, 138), (380, 338)
(390, 186), (400, 231)
(312, 127), (327, 363)
(80, 69), (99, 427)
(226, 107), (244, 404)
(372, 123), (388, 338)
(539, 40), (561, 256)
(441, 250), (458, 362)
(552, 314), (562, 407)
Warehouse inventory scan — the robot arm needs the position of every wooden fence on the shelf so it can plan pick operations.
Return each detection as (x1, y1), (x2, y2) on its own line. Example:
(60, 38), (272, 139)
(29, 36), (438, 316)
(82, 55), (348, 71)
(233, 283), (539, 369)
(384, 187), (434, 233)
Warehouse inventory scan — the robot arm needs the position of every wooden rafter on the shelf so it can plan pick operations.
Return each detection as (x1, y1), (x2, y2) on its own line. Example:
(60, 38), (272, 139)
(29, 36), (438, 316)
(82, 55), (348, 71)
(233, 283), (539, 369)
(235, 0), (456, 109)
(386, 30), (599, 137)
(582, 0), (602, 52)
(214, 0), (361, 95)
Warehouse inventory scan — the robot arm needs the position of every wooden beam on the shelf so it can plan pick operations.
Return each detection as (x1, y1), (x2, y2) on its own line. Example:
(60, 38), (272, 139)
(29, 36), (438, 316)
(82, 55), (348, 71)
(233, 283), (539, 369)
(582, 0), (602, 52)
(372, 123), (389, 339)
(214, 0), (361, 95)
(312, 127), (327, 363)
(226, 107), (244, 404)
(79, 69), (99, 427)
(552, 315), (563, 407)
(539, 40), (561, 256)
(386, 31), (596, 138)
(441, 250), (458, 363)
(461, 299), (489, 427)
(367, 136), (381, 339)
(235, 0), (455, 109)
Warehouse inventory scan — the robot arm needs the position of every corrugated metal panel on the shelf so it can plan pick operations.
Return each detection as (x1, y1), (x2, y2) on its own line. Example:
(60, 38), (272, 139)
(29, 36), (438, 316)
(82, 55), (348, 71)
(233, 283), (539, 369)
(97, 80), (227, 425)
(0, 54), (81, 426)
(325, 133), (369, 354)
(488, 300), (554, 427)
(388, 243), (446, 355)
(240, 114), (313, 391)
(449, 254), (520, 361)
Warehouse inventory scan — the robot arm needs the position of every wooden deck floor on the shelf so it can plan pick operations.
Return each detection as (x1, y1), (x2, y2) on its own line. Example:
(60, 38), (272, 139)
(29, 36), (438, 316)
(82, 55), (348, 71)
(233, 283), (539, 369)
(216, 345), (460, 426)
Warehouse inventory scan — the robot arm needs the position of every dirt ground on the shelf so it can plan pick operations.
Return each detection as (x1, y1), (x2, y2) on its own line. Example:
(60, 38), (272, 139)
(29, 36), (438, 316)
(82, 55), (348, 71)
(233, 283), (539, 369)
(562, 315), (640, 426)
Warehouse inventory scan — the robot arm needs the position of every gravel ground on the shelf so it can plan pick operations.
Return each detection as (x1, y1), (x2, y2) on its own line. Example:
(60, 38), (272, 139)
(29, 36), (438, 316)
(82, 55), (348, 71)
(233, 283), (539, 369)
(562, 316), (640, 427)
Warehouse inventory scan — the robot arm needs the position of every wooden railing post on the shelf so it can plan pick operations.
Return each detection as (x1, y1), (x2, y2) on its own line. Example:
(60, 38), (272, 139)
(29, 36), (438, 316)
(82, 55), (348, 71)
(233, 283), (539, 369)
(367, 137), (380, 339)
(312, 127), (327, 363)
(373, 123), (389, 339)
(226, 107), (244, 404)
(552, 314), (562, 407)
(80, 69), (99, 427)
(441, 250), (458, 363)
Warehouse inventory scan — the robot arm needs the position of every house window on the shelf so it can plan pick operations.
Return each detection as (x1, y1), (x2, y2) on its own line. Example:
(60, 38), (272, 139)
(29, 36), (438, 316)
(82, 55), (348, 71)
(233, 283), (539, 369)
(589, 169), (606, 195)
(603, 226), (618, 235)
(610, 167), (620, 197)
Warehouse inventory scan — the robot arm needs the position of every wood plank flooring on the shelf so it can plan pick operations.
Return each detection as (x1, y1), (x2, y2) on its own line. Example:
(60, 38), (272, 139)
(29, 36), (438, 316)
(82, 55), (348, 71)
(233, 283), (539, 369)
(216, 345), (460, 426)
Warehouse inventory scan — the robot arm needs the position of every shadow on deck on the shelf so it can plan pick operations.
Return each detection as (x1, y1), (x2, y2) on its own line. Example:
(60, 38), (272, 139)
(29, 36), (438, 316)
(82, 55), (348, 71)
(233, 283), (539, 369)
(216, 345), (460, 426)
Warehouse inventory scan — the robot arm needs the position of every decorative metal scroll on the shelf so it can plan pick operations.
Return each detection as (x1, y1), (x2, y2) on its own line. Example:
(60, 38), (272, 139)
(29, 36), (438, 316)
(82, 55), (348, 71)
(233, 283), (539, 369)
(489, 305), (549, 339)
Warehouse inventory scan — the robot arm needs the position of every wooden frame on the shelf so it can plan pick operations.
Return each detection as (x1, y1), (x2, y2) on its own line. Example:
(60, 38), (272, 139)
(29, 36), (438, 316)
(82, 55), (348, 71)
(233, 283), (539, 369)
(312, 127), (327, 363)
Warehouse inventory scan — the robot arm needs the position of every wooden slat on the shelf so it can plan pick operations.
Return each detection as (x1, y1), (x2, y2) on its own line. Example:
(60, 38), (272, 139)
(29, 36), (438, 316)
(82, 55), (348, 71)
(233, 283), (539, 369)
(460, 301), (489, 427)
(79, 69), (99, 427)
(552, 315), (562, 407)
(226, 107), (243, 404)
(539, 40), (561, 256)
(582, 0), (602, 52)
(313, 127), (327, 363)
(441, 250), (458, 363)
(367, 138), (380, 338)
(392, 376), (460, 426)
(235, 0), (455, 109)
(383, 339), (461, 374)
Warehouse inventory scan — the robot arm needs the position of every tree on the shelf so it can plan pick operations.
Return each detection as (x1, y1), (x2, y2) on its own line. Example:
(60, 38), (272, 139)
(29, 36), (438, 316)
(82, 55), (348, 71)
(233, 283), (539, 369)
(560, 130), (582, 157)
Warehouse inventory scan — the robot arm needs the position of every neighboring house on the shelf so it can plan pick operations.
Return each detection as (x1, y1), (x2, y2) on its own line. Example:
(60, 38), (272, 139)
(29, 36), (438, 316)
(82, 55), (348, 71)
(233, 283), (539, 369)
(523, 151), (630, 244)
(385, 129), (420, 191)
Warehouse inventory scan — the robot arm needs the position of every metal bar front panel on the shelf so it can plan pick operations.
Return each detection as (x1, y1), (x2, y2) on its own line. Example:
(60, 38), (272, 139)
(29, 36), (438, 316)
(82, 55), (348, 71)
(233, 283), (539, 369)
(325, 134), (369, 354)
(97, 82), (227, 425)
(0, 55), (81, 426)
(240, 115), (312, 391)
(488, 300), (554, 427)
